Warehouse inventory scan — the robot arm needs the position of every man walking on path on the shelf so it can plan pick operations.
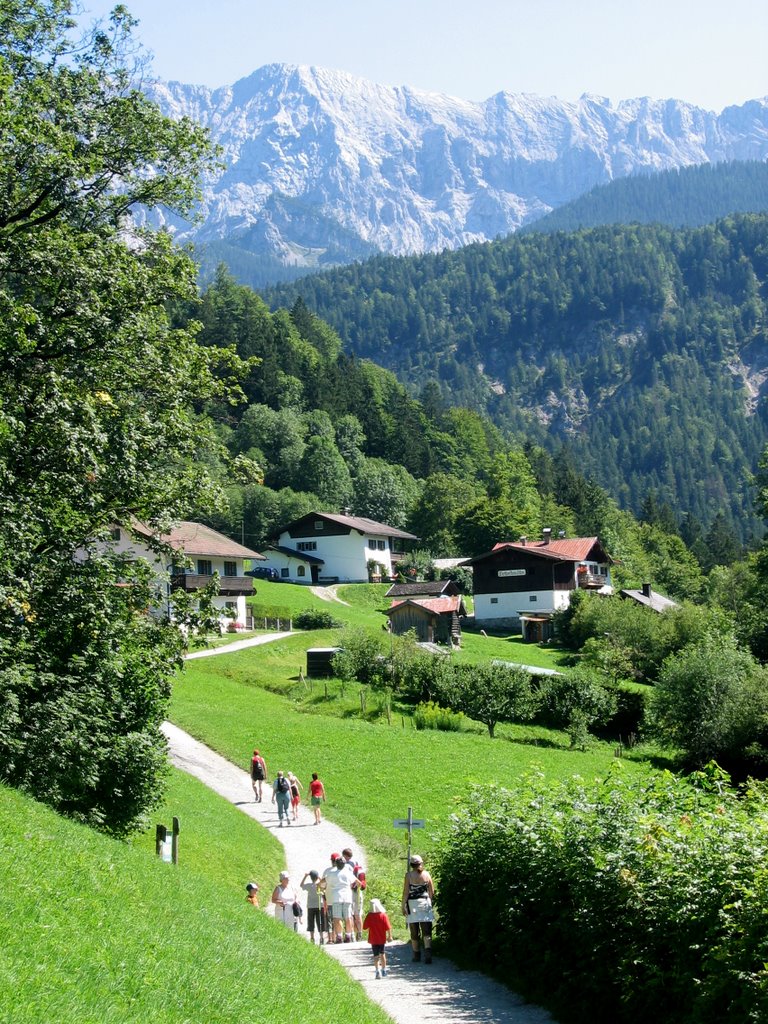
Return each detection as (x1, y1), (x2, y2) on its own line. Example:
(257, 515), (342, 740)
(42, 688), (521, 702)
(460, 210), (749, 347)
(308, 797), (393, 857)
(250, 748), (267, 801)
(272, 770), (292, 825)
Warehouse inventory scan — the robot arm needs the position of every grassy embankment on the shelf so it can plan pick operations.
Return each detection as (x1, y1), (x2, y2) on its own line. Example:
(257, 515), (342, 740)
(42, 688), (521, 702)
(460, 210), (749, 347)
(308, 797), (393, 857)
(170, 582), (646, 917)
(0, 776), (390, 1024)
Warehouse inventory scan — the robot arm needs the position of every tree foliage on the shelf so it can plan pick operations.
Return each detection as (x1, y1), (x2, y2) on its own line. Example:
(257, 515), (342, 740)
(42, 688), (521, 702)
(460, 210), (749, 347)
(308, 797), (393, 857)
(0, 3), (236, 834)
(648, 633), (768, 772)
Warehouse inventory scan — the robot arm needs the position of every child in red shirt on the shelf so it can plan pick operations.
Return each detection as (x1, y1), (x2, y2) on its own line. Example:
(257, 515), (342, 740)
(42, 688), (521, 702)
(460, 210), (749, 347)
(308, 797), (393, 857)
(362, 898), (392, 979)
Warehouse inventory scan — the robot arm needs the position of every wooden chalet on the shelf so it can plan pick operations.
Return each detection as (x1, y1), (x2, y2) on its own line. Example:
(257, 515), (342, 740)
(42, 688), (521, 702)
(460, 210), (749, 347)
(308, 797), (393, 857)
(462, 529), (613, 638)
(385, 594), (466, 645)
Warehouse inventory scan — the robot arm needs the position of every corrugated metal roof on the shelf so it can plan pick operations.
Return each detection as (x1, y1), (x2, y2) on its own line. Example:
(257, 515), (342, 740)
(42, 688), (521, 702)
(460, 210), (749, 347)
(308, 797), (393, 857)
(620, 588), (678, 613)
(387, 596), (462, 615)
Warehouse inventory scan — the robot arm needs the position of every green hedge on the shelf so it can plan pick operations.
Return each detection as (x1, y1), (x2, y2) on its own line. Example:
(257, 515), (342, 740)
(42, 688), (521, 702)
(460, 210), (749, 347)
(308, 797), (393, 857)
(435, 765), (768, 1024)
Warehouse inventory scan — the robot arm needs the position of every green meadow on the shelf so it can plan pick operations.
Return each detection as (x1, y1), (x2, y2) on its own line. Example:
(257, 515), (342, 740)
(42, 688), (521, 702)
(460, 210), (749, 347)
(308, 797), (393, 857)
(3, 581), (641, 1022)
(0, 780), (390, 1024)
(171, 583), (642, 914)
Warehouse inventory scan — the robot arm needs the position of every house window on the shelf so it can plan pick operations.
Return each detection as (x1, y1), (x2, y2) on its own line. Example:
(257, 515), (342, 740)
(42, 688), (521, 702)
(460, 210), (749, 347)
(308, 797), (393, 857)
(109, 527), (121, 542)
(223, 561), (237, 577)
(281, 567), (290, 578)
(225, 601), (236, 611)
(490, 597), (499, 605)
(297, 565), (306, 577)
(314, 521), (324, 530)
(297, 541), (317, 551)
(529, 595), (538, 603)
(197, 559), (212, 576)
(377, 540), (387, 551)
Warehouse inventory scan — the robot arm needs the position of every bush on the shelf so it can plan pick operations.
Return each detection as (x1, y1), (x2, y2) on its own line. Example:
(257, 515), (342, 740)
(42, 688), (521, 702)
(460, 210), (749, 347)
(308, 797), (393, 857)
(294, 609), (342, 630)
(435, 766), (768, 1024)
(332, 627), (388, 687)
(413, 701), (464, 732)
(538, 668), (617, 748)
(439, 565), (473, 594)
(648, 632), (768, 774)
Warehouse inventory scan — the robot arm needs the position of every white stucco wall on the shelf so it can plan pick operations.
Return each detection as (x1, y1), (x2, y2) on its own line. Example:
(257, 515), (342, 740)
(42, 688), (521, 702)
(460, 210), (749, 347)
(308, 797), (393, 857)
(277, 530), (393, 582)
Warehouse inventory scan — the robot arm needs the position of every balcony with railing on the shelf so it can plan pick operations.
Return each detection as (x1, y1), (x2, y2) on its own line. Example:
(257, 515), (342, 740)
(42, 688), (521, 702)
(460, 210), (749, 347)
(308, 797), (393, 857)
(170, 573), (254, 596)
(577, 567), (609, 589)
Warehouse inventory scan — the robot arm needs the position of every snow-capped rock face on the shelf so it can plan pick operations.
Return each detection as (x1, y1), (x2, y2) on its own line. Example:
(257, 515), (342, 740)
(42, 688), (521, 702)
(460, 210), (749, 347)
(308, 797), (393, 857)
(145, 65), (768, 272)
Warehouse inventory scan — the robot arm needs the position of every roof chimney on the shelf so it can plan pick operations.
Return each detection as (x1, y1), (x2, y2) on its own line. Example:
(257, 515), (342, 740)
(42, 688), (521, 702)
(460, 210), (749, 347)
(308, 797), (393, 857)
(542, 527), (552, 545)
(642, 583), (652, 598)
(519, 535), (527, 546)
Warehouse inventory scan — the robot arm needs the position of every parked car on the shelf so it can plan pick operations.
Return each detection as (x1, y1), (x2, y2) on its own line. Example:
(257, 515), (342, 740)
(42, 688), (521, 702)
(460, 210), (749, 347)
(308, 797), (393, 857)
(249, 566), (280, 580)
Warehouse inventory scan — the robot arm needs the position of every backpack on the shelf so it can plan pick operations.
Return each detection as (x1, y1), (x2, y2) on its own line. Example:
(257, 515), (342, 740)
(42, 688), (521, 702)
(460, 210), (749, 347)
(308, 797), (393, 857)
(277, 776), (290, 793)
(251, 757), (265, 781)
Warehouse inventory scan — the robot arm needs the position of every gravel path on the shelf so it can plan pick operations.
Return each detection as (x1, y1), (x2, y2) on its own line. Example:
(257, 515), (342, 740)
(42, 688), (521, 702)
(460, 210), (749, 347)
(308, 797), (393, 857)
(309, 585), (350, 605)
(162, 721), (554, 1024)
(186, 632), (292, 660)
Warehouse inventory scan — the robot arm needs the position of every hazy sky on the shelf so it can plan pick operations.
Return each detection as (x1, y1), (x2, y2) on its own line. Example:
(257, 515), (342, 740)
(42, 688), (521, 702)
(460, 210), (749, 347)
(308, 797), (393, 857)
(81, 0), (767, 111)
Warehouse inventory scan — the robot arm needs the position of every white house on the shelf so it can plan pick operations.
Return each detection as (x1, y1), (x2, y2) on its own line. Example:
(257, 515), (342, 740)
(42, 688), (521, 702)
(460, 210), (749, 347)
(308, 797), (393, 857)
(262, 511), (417, 584)
(462, 530), (613, 640)
(94, 521), (264, 630)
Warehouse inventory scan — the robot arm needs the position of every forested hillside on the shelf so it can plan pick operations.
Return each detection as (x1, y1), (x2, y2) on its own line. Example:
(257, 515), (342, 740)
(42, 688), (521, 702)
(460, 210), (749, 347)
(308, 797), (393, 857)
(182, 268), (749, 607)
(264, 214), (768, 539)
(520, 160), (768, 235)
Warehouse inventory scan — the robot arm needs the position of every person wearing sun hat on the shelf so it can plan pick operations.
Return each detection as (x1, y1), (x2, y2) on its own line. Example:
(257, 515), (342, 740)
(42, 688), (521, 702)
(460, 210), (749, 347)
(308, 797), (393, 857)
(402, 853), (435, 963)
(245, 882), (259, 907)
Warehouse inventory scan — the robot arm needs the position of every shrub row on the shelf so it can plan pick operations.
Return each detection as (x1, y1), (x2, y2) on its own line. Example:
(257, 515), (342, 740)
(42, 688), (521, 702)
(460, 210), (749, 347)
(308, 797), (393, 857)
(435, 765), (768, 1024)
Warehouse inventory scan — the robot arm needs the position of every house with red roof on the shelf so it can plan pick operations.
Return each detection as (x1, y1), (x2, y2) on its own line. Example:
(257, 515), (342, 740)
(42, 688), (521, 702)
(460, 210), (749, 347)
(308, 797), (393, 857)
(263, 512), (417, 584)
(461, 529), (613, 640)
(385, 594), (467, 645)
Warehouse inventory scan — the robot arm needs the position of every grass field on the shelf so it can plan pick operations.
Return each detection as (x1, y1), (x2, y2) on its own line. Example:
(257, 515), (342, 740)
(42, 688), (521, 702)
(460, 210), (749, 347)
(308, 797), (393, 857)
(129, 767), (285, 898)
(0, 782), (391, 1024)
(170, 632), (645, 917)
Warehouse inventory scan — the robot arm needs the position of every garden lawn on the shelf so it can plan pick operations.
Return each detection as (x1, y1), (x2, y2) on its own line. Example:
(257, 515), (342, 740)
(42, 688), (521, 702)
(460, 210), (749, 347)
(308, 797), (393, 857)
(0, 784), (391, 1024)
(170, 648), (646, 917)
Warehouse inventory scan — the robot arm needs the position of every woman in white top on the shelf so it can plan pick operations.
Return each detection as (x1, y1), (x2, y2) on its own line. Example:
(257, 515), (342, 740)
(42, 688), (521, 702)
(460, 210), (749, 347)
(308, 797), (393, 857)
(271, 871), (301, 930)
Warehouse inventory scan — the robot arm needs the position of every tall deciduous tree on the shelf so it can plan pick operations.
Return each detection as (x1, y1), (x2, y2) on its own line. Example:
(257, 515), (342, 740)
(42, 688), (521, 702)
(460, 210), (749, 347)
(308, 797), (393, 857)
(0, 3), (238, 834)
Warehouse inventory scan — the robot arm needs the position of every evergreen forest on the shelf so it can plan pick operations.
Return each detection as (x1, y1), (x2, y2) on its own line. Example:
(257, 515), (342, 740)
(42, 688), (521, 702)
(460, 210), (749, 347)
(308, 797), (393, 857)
(264, 213), (768, 540)
(520, 159), (768, 235)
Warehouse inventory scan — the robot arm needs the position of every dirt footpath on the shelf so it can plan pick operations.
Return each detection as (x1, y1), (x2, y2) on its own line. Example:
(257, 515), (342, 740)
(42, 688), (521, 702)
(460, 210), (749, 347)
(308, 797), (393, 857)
(162, 722), (554, 1024)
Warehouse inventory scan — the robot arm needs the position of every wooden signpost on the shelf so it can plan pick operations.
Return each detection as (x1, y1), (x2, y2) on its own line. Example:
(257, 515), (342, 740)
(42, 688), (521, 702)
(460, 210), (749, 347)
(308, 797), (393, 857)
(393, 806), (425, 867)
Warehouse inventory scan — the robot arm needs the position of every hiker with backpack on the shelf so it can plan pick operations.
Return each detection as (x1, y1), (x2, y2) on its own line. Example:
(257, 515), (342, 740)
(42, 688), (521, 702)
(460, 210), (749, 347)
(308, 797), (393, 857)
(250, 748), (267, 802)
(271, 770), (292, 826)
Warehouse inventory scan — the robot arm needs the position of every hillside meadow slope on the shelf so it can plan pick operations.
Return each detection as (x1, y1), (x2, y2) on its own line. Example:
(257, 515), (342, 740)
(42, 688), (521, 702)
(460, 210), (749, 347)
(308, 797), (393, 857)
(0, 779), (390, 1024)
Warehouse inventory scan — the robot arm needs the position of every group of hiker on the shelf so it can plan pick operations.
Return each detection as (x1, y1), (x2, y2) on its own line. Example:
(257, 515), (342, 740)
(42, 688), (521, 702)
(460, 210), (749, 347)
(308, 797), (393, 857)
(251, 750), (327, 826)
(247, 747), (436, 975)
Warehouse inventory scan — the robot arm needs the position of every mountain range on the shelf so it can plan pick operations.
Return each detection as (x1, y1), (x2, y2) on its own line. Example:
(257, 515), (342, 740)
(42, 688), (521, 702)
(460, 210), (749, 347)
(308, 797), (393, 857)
(145, 65), (768, 286)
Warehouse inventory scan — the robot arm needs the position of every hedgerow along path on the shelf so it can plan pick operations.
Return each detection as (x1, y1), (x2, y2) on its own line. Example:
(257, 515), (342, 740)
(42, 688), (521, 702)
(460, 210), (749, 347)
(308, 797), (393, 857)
(162, 720), (554, 1024)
